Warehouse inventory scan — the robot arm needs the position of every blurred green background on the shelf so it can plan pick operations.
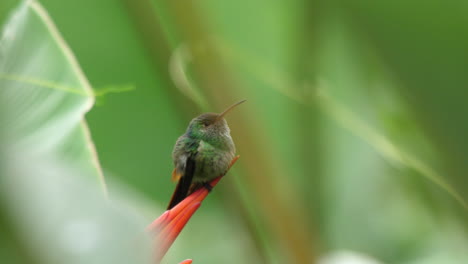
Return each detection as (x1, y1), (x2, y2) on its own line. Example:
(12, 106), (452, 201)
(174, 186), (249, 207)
(1, 0), (468, 263)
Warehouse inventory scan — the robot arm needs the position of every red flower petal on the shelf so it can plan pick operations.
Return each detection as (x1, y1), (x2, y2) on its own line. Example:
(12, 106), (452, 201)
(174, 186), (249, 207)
(148, 156), (240, 263)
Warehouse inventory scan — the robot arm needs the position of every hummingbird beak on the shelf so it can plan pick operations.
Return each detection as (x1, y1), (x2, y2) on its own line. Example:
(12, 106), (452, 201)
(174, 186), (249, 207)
(215, 99), (246, 123)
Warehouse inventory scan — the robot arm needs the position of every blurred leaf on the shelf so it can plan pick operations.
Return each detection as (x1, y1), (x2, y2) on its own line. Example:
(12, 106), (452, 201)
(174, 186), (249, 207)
(340, 0), (468, 202)
(0, 1), (151, 263)
(0, 0), (105, 191)
(93, 84), (135, 97)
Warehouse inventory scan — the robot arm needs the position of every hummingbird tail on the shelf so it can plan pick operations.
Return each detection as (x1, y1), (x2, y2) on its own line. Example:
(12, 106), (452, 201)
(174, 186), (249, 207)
(167, 156), (196, 209)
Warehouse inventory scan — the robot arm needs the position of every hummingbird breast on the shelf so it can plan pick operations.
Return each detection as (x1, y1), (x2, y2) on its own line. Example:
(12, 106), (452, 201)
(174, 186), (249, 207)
(172, 134), (235, 183)
(192, 139), (235, 182)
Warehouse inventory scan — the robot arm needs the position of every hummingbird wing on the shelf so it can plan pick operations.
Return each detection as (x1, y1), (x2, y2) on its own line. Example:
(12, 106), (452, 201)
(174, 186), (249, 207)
(167, 154), (196, 209)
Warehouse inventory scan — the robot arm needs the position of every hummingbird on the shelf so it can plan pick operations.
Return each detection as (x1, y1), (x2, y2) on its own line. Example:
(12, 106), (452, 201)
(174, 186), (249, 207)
(167, 100), (246, 209)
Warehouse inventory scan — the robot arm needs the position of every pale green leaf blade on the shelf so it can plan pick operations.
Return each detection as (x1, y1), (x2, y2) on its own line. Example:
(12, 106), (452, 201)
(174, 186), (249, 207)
(0, 1), (153, 264)
(0, 0), (105, 192)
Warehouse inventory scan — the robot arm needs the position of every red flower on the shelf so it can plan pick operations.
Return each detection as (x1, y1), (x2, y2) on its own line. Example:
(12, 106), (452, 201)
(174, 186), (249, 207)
(147, 156), (240, 263)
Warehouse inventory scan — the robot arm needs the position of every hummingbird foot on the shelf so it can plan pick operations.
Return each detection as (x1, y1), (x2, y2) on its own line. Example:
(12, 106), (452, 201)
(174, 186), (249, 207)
(203, 182), (213, 192)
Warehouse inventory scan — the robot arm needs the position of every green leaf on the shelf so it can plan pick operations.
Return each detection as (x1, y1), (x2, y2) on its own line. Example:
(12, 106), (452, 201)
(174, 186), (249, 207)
(0, 0), (105, 192)
(0, 1), (152, 263)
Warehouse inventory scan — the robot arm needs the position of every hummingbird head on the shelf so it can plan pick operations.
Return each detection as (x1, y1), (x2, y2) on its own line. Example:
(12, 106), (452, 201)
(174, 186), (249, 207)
(186, 100), (246, 141)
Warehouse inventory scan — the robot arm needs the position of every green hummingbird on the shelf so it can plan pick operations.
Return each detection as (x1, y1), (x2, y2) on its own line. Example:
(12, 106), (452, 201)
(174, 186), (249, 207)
(167, 100), (246, 209)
